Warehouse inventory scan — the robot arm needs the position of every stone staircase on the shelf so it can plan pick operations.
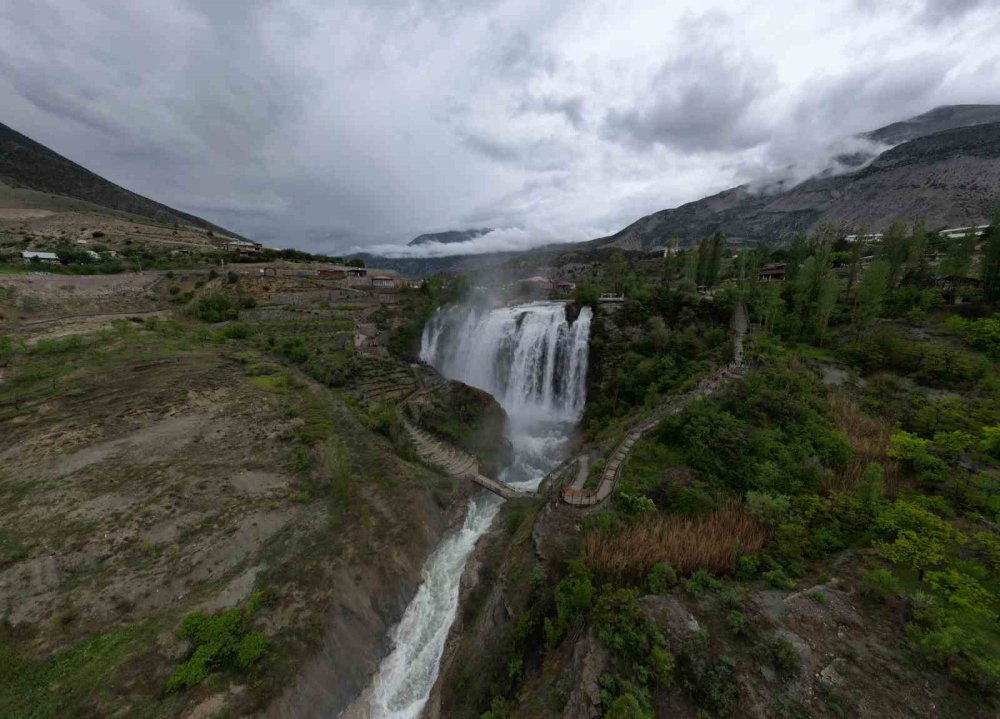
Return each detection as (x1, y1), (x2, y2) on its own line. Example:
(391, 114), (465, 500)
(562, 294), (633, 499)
(402, 419), (528, 500)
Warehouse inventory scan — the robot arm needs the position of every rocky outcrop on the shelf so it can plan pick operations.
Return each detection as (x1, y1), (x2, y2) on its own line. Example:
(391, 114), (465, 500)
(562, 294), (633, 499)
(406, 379), (514, 477)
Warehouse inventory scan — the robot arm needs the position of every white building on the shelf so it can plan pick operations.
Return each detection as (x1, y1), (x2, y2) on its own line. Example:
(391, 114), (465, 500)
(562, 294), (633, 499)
(21, 251), (59, 264)
(939, 225), (989, 240)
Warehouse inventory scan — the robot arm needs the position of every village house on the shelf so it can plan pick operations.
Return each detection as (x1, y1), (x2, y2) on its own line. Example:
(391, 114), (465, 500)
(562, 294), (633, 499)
(757, 263), (786, 282)
(222, 239), (262, 256)
(371, 275), (397, 290)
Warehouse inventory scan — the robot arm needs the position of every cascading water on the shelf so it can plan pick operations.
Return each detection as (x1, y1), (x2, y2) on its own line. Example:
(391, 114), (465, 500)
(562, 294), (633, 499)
(365, 301), (591, 718)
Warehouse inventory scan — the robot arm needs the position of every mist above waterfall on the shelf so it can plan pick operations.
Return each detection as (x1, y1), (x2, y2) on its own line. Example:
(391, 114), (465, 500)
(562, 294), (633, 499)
(420, 301), (593, 423)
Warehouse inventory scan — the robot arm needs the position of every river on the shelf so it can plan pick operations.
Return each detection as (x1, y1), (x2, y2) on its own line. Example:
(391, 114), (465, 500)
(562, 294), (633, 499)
(364, 301), (592, 718)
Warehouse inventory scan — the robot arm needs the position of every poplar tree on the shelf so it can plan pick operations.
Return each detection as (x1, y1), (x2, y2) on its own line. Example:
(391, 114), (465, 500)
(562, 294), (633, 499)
(706, 230), (724, 287)
(787, 232), (809, 283)
(983, 211), (1000, 303)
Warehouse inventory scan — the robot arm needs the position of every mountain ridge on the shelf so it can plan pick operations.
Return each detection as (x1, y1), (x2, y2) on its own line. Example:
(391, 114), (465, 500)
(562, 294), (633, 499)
(591, 107), (1000, 251)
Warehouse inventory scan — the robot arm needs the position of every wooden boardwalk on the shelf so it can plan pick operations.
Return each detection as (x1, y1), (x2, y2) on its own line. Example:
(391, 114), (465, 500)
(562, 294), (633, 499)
(562, 301), (750, 507)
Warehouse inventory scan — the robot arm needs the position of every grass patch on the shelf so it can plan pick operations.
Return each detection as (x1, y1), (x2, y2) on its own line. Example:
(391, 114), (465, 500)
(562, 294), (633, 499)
(0, 620), (159, 718)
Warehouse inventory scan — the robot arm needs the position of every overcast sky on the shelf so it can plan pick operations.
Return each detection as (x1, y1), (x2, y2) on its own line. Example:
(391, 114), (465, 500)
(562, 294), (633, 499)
(2, 0), (999, 256)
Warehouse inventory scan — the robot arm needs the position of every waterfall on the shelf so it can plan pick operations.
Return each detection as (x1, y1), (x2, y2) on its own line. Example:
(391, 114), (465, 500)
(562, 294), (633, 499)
(364, 301), (591, 718)
(419, 301), (593, 423)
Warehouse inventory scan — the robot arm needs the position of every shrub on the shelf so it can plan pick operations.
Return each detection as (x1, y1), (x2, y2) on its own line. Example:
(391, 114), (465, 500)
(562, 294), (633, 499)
(763, 568), (795, 591)
(745, 491), (792, 527)
(736, 555), (759, 581)
(675, 633), (739, 716)
(194, 293), (236, 322)
(545, 561), (593, 649)
(860, 568), (898, 601)
(168, 603), (267, 690)
(769, 637), (801, 676)
(725, 610), (748, 637)
(647, 562), (678, 594)
(604, 692), (652, 719)
(685, 568), (723, 593)
(279, 337), (309, 363)
(221, 322), (249, 339)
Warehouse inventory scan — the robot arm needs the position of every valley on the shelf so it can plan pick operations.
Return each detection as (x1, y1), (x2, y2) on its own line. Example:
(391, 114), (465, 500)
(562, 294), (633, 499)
(1, 104), (999, 719)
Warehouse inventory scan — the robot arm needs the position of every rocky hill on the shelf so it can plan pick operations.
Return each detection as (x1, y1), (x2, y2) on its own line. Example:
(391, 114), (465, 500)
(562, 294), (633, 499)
(0, 121), (240, 237)
(593, 106), (1000, 251)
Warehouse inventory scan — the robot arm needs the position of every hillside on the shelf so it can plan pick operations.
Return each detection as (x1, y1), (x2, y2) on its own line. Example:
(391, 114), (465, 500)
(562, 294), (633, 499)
(593, 107), (1000, 251)
(0, 121), (240, 237)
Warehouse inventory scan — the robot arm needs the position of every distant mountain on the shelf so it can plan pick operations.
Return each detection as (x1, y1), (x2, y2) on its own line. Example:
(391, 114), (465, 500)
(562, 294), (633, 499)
(0, 121), (241, 237)
(592, 105), (1000, 251)
(408, 228), (493, 246)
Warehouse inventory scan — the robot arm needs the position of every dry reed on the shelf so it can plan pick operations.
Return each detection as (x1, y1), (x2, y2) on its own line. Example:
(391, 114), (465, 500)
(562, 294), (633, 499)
(583, 501), (767, 582)
(825, 391), (898, 496)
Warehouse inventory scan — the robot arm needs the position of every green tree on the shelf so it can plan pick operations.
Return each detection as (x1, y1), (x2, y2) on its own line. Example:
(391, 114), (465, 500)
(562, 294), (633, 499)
(845, 229), (865, 301)
(879, 529), (945, 581)
(982, 211), (1000, 303)
(906, 216), (929, 282)
(662, 237), (680, 280)
(609, 251), (628, 294)
(787, 232), (809, 283)
(942, 230), (976, 282)
(880, 219), (910, 286)
(793, 243), (839, 341)
(852, 259), (890, 336)
(705, 230), (724, 287)
(695, 236), (710, 286)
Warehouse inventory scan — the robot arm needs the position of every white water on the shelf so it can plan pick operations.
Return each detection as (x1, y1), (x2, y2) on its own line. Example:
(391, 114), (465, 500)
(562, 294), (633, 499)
(365, 301), (591, 719)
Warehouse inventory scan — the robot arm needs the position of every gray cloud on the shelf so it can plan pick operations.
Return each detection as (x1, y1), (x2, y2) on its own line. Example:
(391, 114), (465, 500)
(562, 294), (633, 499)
(601, 14), (775, 152)
(517, 94), (586, 129)
(1, 1), (999, 255)
(920, 0), (992, 23)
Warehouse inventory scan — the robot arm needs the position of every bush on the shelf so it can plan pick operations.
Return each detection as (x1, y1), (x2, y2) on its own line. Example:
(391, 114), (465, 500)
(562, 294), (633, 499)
(279, 337), (309, 363)
(221, 322), (249, 339)
(860, 568), (898, 601)
(168, 602), (268, 690)
(736, 555), (759, 581)
(647, 562), (678, 594)
(545, 561), (594, 649)
(725, 610), (748, 637)
(769, 637), (801, 676)
(604, 693), (652, 719)
(194, 293), (236, 322)
(684, 568), (723, 593)
(762, 568), (795, 591)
